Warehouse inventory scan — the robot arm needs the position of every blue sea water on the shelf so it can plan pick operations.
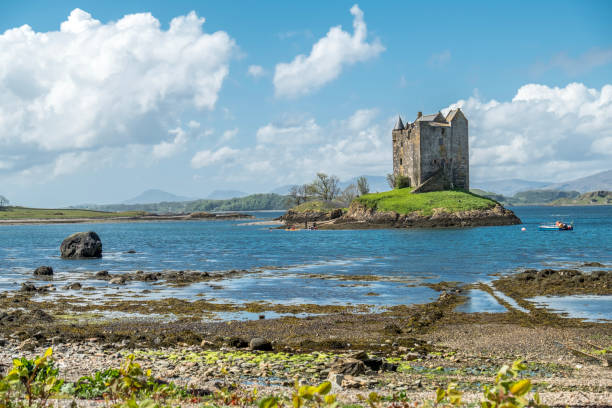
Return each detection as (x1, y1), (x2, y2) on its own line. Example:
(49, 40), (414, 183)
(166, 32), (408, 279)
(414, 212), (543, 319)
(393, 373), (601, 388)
(0, 206), (610, 320)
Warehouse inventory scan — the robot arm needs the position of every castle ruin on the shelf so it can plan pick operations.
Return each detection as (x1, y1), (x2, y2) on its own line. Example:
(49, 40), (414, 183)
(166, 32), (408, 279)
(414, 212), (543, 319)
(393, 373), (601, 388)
(392, 109), (468, 192)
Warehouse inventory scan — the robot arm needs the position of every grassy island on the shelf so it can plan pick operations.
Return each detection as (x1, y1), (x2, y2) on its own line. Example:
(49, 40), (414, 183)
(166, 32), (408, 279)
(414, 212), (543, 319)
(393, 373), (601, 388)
(0, 206), (146, 220)
(354, 188), (497, 215)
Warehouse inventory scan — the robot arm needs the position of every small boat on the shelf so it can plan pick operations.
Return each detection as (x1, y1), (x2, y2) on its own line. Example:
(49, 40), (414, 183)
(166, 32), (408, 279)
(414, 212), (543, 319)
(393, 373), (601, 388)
(539, 221), (573, 231)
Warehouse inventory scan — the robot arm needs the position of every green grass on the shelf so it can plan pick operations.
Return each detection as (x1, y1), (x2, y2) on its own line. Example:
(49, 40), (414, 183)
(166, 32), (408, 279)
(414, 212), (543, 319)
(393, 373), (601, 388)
(354, 188), (496, 216)
(291, 200), (342, 212)
(0, 206), (146, 220)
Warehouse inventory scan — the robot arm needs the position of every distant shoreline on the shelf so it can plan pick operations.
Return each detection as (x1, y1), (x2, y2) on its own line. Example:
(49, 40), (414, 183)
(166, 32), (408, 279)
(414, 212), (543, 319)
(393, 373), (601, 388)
(0, 213), (255, 225)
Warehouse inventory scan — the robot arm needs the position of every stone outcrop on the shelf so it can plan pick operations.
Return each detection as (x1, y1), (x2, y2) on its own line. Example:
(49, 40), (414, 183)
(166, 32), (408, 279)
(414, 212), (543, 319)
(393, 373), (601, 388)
(33, 266), (53, 276)
(249, 337), (273, 351)
(60, 231), (102, 259)
(321, 201), (520, 229)
(278, 208), (344, 224)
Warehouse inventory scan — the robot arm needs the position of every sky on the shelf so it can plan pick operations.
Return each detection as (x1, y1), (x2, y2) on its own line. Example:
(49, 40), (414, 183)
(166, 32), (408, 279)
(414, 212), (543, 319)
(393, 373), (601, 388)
(1, 0), (611, 207)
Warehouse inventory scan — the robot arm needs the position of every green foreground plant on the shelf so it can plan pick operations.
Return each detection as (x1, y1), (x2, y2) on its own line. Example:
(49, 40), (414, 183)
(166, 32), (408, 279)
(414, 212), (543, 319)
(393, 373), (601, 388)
(0, 348), (552, 408)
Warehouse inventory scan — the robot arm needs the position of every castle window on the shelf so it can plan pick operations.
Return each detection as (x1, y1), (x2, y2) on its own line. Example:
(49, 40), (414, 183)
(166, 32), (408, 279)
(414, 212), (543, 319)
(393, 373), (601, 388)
(441, 128), (445, 135)
(439, 138), (443, 146)
(399, 158), (403, 165)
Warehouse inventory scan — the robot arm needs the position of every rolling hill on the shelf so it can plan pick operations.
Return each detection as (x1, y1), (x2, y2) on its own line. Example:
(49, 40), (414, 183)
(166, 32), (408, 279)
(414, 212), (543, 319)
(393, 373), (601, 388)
(123, 189), (194, 204)
(541, 169), (612, 193)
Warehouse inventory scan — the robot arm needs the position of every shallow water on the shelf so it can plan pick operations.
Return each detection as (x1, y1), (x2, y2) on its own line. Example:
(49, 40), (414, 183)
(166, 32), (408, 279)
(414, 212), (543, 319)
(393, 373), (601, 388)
(0, 206), (611, 320)
(527, 295), (612, 323)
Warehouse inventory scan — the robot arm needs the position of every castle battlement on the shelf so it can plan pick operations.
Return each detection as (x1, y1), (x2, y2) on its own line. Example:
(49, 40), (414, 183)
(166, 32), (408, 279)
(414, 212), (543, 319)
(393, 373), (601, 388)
(392, 109), (468, 192)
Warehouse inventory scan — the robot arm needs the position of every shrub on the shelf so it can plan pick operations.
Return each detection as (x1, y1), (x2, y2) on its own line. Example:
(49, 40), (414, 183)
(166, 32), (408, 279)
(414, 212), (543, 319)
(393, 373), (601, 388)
(395, 176), (411, 189)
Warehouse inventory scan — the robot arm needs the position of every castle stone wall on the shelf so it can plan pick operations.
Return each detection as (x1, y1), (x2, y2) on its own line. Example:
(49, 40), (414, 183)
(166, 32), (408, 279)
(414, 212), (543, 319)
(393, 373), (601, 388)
(392, 109), (469, 192)
(449, 114), (469, 189)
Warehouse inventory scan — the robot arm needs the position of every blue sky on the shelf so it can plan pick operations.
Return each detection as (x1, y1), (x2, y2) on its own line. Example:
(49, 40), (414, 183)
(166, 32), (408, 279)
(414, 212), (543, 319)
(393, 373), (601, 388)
(1, 1), (611, 206)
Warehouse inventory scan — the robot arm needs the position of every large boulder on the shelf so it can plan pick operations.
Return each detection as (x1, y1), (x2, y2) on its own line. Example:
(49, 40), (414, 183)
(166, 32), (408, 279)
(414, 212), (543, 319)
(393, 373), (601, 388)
(60, 231), (102, 259)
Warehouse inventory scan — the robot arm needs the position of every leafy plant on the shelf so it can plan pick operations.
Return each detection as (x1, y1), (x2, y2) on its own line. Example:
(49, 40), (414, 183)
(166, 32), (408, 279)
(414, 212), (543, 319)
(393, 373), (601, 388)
(480, 360), (547, 408)
(3, 347), (63, 407)
(73, 368), (120, 398)
(292, 381), (336, 408)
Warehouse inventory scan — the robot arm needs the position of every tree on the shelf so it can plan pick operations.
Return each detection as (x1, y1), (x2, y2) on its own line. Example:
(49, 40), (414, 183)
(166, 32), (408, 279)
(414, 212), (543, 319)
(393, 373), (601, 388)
(386, 173), (396, 189)
(309, 173), (341, 201)
(356, 176), (370, 196)
(0, 195), (8, 208)
(287, 184), (309, 206)
(339, 184), (358, 206)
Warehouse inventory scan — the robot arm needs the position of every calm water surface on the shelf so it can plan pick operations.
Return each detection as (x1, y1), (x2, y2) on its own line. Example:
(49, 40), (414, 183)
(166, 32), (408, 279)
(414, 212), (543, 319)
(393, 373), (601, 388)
(0, 206), (610, 320)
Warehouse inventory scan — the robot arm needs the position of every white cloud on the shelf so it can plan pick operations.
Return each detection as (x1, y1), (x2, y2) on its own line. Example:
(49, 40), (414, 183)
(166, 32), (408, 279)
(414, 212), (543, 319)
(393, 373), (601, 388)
(203, 108), (391, 185)
(152, 127), (188, 159)
(247, 65), (265, 78)
(0, 8), (235, 175)
(445, 82), (612, 181)
(221, 128), (239, 142)
(256, 119), (321, 145)
(273, 4), (384, 98)
(191, 146), (239, 168)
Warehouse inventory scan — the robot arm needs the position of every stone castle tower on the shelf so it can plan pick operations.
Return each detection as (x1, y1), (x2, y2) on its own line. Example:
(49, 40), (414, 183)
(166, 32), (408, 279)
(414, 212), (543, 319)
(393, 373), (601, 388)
(392, 109), (468, 192)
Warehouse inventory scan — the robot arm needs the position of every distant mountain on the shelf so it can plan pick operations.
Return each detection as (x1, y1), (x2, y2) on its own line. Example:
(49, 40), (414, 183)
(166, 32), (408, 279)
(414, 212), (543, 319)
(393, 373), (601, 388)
(123, 189), (194, 204)
(541, 169), (612, 193)
(471, 179), (550, 197)
(206, 190), (249, 200)
(550, 190), (612, 206)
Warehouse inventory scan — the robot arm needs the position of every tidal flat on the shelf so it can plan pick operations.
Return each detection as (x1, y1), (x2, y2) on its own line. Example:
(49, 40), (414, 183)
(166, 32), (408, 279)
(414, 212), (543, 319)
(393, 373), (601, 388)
(0, 265), (611, 406)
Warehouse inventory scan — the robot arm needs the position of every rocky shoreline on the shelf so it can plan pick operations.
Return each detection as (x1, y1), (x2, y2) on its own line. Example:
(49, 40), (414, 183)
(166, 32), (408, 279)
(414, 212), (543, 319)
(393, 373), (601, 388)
(280, 202), (521, 229)
(0, 262), (610, 406)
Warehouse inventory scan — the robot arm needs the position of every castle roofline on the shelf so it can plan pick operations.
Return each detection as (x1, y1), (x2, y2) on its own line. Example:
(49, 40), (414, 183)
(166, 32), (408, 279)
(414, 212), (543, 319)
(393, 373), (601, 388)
(393, 116), (405, 130)
(446, 108), (465, 122)
(416, 112), (446, 123)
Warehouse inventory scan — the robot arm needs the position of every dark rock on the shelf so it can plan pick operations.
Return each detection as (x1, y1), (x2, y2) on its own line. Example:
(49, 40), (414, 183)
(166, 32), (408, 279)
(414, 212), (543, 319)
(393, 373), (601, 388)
(330, 359), (366, 376)
(126, 250), (136, 254)
(383, 323), (402, 334)
(109, 276), (126, 285)
(583, 262), (604, 267)
(60, 231), (102, 259)
(21, 282), (40, 292)
(33, 266), (54, 276)
(249, 337), (272, 351)
(0, 338), (6, 347)
(329, 208), (343, 219)
(66, 282), (82, 290)
(363, 357), (383, 371)
(381, 361), (398, 372)
(95, 270), (110, 279)
(227, 337), (249, 348)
